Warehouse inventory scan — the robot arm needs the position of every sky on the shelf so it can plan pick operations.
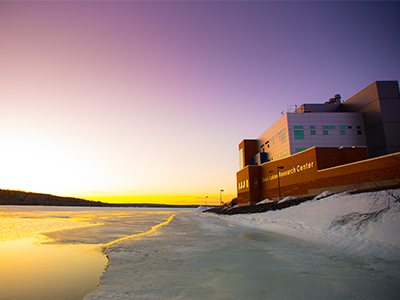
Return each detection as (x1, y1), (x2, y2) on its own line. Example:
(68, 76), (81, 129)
(1, 1), (399, 205)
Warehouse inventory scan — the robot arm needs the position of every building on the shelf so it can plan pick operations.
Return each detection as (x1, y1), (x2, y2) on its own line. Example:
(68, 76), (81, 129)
(237, 81), (400, 206)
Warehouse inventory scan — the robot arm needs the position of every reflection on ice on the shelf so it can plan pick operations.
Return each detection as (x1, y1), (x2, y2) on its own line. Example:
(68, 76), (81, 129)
(0, 214), (96, 243)
(0, 206), (177, 300)
(99, 214), (175, 252)
(0, 239), (107, 300)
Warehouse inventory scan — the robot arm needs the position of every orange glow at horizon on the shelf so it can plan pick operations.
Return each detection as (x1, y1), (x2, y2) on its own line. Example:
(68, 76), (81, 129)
(82, 193), (235, 206)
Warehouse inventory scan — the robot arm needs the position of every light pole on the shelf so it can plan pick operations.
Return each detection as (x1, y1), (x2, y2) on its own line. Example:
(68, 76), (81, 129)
(220, 190), (224, 207)
(277, 166), (284, 200)
(205, 196), (208, 206)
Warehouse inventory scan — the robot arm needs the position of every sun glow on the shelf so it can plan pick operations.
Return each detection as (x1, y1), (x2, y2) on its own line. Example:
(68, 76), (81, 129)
(0, 131), (93, 195)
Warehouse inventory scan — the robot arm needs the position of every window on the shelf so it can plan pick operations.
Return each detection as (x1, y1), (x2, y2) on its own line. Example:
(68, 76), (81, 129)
(323, 126), (335, 129)
(310, 126), (315, 129)
(294, 126), (303, 129)
(254, 178), (258, 187)
(311, 130), (316, 135)
(296, 148), (306, 152)
(294, 130), (304, 139)
(340, 126), (352, 129)
(323, 130), (328, 135)
(277, 150), (288, 158)
(281, 133), (287, 143)
(340, 130), (345, 135)
(357, 130), (362, 135)
(276, 128), (286, 137)
(357, 126), (361, 129)
(239, 148), (244, 169)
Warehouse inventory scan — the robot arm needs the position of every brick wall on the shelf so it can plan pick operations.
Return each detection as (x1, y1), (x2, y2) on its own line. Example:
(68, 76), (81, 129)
(237, 146), (400, 206)
(239, 140), (258, 167)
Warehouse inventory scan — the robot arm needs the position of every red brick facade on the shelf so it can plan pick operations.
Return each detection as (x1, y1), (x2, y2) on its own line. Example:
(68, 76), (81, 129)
(237, 147), (400, 206)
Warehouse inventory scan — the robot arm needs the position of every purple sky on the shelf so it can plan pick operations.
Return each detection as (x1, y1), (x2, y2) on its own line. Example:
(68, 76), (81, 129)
(1, 1), (399, 204)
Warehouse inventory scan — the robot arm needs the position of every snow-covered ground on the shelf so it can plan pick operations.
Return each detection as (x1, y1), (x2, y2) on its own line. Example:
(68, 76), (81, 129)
(85, 196), (400, 300)
(213, 189), (400, 261)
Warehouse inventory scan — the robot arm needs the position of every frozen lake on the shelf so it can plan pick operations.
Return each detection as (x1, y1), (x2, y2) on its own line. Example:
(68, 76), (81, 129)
(1, 206), (399, 299)
(0, 206), (180, 300)
(86, 211), (400, 300)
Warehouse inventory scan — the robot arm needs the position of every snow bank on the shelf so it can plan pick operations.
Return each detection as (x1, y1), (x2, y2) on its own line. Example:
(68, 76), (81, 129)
(216, 189), (400, 261)
(192, 206), (209, 213)
(313, 190), (334, 200)
(256, 198), (274, 205)
(277, 196), (297, 204)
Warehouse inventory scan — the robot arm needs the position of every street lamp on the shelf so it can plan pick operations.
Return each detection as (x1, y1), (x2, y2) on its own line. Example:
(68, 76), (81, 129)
(205, 196), (208, 206)
(220, 190), (224, 207)
(277, 166), (284, 200)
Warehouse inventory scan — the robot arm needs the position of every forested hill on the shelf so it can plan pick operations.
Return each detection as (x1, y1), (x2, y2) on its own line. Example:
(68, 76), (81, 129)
(0, 189), (109, 207)
(0, 189), (200, 208)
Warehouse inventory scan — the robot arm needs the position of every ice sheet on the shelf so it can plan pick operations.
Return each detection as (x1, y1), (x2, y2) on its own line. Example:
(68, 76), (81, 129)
(85, 199), (400, 300)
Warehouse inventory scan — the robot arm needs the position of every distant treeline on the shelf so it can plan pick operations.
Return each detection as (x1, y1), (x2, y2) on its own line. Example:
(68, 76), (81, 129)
(0, 189), (200, 208)
(0, 189), (109, 207)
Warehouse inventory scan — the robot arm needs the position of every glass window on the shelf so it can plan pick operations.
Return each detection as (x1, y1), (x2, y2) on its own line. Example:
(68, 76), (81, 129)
(340, 130), (345, 135)
(357, 130), (362, 135)
(323, 130), (328, 135)
(239, 148), (244, 169)
(281, 133), (287, 143)
(277, 150), (288, 158)
(311, 130), (316, 135)
(340, 126), (352, 129)
(294, 126), (303, 129)
(254, 178), (258, 187)
(294, 130), (304, 139)
(296, 148), (306, 152)
(323, 126), (335, 129)
(357, 126), (361, 129)
(310, 126), (315, 129)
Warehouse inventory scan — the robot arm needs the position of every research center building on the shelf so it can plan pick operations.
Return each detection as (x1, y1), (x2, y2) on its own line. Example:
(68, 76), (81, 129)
(237, 81), (400, 206)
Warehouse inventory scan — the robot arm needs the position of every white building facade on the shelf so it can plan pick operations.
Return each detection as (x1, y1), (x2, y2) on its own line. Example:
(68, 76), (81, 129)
(254, 112), (366, 165)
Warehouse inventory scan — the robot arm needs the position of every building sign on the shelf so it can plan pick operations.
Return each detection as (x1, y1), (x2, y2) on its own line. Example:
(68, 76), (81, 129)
(262, 161), (315, 182)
